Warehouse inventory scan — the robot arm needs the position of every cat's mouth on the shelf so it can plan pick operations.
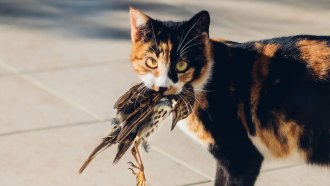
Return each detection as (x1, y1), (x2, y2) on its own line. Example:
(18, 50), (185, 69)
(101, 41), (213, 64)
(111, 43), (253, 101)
(151, 85), (181, 96)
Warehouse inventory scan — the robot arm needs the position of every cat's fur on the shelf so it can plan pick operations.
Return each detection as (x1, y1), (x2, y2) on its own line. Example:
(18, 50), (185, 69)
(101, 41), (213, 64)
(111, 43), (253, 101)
(129, 7), (330, 186)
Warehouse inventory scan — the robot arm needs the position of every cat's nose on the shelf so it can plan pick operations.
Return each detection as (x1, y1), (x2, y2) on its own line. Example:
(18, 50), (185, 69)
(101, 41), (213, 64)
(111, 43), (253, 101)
(158, 87), (168, 94)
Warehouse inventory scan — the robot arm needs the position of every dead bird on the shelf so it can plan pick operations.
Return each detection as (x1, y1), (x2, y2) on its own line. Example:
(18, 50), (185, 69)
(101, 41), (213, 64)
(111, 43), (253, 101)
(79, 83), (194, 186)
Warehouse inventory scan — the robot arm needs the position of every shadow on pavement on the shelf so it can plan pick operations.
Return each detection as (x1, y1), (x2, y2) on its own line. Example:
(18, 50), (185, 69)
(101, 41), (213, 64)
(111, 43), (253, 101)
(0, 0), (189, 40)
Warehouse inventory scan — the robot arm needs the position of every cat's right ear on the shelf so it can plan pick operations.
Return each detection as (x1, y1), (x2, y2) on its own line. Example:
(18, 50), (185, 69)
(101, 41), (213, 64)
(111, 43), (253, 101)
(129, 7), (150, 43)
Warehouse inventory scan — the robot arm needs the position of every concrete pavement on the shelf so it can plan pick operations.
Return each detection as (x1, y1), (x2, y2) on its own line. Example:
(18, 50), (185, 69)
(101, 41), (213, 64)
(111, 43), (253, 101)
(0, 0), (329, 185)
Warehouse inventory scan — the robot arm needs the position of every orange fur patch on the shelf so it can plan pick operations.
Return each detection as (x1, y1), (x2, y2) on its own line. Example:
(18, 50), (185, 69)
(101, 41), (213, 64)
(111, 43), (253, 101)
(130, 41), (152, 75)
(158, 40), (172, 65)
(178, 68), (195, 83)
(257, 112), (305, 159)
(163, 86), (177, 96)
(297, 40), (330, 80)
(131, 40), (174, 77)
(186, 92), (215, 145)
(211, 38), (227, 43)
(250, 43), (307, 159)
(130, 41), (149, 61)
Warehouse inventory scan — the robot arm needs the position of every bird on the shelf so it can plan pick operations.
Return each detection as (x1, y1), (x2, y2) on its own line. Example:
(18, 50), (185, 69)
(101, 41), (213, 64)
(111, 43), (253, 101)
(78, 83), (195, 186)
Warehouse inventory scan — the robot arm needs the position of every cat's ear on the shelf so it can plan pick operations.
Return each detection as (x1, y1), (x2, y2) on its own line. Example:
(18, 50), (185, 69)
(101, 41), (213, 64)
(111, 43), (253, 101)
(188, 10), (210, 36)
(129, 7), (150, 43)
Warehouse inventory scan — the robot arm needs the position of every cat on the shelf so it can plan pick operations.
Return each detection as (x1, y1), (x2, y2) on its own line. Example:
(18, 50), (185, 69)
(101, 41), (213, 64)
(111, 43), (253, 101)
(128, 7), (330, 186)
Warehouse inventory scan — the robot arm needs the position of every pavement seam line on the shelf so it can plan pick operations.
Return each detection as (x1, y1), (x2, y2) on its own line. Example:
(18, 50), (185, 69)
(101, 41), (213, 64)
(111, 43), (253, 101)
(0, 60), (123, 77)
(0, 59), (106, 121)
(0, 120), (101, 137)
(0, 58), (213, 181)
(261, 164), (304, 173)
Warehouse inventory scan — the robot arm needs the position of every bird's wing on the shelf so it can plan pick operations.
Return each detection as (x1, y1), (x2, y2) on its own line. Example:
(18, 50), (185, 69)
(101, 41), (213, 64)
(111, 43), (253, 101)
(116, 93), (161, 142)
(113, 83), (144, 111)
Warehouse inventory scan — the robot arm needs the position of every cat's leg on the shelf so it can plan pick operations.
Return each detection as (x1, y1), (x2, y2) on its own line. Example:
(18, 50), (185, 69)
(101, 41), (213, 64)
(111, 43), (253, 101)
(212, 140), (263, 186)
(215, 162), (229, 186)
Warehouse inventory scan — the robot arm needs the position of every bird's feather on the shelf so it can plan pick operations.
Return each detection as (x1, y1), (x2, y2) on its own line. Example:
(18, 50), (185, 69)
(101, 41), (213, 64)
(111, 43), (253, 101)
(78, 132), (118, 173)
(79, 84), (195, 174)
(113, 133), (137, 164)
(116, 93), (161, 142)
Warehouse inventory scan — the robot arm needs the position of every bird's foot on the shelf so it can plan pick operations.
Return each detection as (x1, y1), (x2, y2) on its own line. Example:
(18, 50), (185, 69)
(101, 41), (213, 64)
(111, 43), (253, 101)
(128, 162), (146, 186)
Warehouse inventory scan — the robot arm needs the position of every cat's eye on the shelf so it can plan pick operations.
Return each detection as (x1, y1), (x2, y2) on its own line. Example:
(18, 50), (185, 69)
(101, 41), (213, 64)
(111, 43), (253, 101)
(176, 61), (189, 72)
(146, 58), (158, 69)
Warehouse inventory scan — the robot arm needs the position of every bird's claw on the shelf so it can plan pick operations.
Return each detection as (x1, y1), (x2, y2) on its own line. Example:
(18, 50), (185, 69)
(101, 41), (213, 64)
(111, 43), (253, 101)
(127, 161), (146, 186)
(128, 168), (137, 175)
(128, 161), (140, 169)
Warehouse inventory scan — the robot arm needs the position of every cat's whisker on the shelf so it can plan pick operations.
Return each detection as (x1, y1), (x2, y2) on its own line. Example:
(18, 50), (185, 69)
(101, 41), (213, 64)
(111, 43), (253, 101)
(178, 93), (193, 116)
(177, 18), (201, 52)
(180, 42), (205, 56)
(183, 95), (194, 114)
(179, 34), (203, 54)
(183, 89), (212, 121)
(184, 92), (203, 113)
(181, 90), (194, 112)
(178, 94), (190, 113)
(180, 93), (192, 112)
(177, 29), (185, 52)
(182, 91), (197, 117)
(184, 90), (201, 108)
(180, 49), (192, 57)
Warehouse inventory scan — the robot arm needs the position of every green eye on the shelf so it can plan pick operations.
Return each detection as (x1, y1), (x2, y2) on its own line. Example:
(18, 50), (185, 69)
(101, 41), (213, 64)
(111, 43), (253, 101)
(146, 58), (158, 69)
(176, 61), (188, 72)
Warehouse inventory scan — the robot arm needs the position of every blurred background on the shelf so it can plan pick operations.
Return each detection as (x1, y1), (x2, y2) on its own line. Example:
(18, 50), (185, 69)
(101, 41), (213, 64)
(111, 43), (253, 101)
(0, 0), (329, 185)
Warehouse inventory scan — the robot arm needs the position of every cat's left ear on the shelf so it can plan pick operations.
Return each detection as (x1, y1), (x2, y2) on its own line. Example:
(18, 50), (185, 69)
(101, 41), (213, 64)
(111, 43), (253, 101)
(129, 7), (150, 43)
(188, 10), (210, 36)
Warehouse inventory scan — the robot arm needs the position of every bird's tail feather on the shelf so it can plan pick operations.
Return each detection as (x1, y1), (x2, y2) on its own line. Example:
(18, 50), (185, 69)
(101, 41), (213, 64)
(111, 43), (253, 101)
(113, 139), (134, 164)
(78, 136), (115, 173)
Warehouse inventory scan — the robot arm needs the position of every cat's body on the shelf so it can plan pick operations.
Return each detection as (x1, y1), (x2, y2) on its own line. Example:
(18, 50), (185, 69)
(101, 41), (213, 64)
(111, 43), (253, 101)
(128, 8), (330, 185)
(182, 35), (330, 185)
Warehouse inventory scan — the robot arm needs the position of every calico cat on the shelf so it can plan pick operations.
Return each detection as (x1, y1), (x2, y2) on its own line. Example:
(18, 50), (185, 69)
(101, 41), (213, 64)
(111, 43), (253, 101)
(129, 7), (330, 186)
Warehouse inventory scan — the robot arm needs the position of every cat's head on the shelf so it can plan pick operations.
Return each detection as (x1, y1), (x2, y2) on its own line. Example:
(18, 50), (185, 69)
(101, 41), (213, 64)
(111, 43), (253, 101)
(129, 7), (212, 95)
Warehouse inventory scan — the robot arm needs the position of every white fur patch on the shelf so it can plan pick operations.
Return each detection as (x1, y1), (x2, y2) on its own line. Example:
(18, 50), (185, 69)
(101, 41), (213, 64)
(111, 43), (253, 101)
(139, 73), (154, 88)
(177, 119), (210, 148)
(249, 135), (305, 163)
(155, 67), (173, 87)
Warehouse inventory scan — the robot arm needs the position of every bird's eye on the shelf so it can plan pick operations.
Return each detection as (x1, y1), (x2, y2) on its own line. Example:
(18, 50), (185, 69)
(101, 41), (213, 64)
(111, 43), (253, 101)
(145, 58), (158, 69)
(176, 61), (188, 72)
